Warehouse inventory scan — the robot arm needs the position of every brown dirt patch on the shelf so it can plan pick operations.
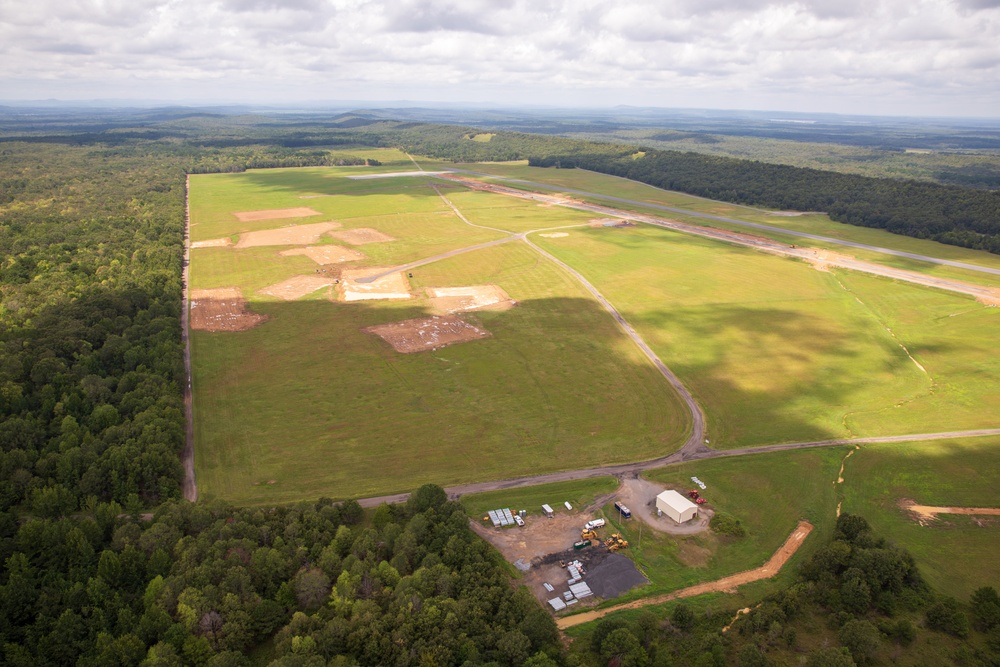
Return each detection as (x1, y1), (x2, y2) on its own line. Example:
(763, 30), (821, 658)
(558, 521), (813, 629)
(258, 276), (336, 301)
(363, 315), (490, 353)
(676, 539), (714, 568)
(235, 222), (342, 248)
(328, 228), (396, 245)
(899, 499), (1000, 526)
(189, 288), (267, 332)
(804, 247), (856, 273)
(232, 207), (322, 222)
(426, 285), (515, 314)
(340, 268), (411, 301)
(538, 232), (569, 238)
(279, 245), (366, 265)
(191, 238), (232, 248)
(616, 477), (713, 536)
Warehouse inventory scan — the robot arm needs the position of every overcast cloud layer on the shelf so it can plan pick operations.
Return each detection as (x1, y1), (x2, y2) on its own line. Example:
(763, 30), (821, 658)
(1, 0), (999, 116)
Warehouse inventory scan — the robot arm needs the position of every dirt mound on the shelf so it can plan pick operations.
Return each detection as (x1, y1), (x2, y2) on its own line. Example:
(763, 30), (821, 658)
(258, 276), (336, 301)
(340, 268), (411, 301)
(190, 288), (267, 332)
(236, 222), (342, 248)
(426, 285), (515, 314)
(191, 238), (232, 248)
(279, 245), (365, 264)
(364, 315), (490, 353)
(329, 228), (396, 245)
(232, 207), (322, 222)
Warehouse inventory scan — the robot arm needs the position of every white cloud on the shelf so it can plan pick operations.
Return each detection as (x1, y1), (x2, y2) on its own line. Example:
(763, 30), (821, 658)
(0, 0), (997, 115)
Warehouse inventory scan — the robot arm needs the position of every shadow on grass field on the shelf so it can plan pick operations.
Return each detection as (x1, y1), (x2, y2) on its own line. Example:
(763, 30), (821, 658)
(841, 437), (1000, 599)
(191, 293), (698, 505)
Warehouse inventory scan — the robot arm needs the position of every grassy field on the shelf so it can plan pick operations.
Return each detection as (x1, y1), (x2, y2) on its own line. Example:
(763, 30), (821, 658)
(841, 436), (1000, 599)
(586, 448), (843, 606)
(422, 160), (1000, 287)
(190, 170), (690, 504)
(459, 477), (619, 520)
(528, 223), (1000, 447)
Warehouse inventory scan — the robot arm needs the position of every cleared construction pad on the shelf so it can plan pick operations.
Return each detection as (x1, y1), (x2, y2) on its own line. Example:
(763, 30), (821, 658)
(340, 268), (411, 301)
(233, 207), (322, 222)
(258, 276), (336, 301)
(329, 228), (396, 245)
(363, 315), (491, 353)
(191, 238), (232, 248)
(190, 288), (267, 332)
(236, 222), (342, 248)
(279, 245), (365, 264)
(426, 285), (515, 313)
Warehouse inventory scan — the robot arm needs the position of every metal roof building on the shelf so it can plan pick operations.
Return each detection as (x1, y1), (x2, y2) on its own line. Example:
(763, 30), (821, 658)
(656, 490), (699, 524)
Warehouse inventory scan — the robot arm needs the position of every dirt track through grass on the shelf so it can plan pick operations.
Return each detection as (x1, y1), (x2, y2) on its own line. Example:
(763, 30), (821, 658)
(556, 521), (814, 628)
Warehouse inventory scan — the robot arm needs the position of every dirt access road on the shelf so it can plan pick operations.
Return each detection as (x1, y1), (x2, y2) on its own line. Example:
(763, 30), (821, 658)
(444, 169), (1000, 279)
(556, 521), (814, 629)
(182, 177), (197, 502)
(439, 174), (1000, 305)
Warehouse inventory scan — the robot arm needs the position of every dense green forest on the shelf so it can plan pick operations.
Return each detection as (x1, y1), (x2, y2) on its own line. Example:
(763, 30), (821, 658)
(1, 110), (998, 665)
(527, 150), (1000, 254)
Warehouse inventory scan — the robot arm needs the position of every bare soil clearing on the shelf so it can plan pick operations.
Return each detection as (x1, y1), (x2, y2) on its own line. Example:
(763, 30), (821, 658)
(340, 268), (411, 301)
(426, 284), (515, 314)
(232, 207), (322, 222)
(235, 222), (342, 248)
(191, 238), (232, 248)
(900, 499), (1000, 526)
(329, 227), (396, 245)
(190, 288), (267, 332)
(557, 521), (814, 628)
(363, 315), (491, 353)
(279, 245), (365, 264)
(617, 477), (712, 536)
(258, 276), (336, 301)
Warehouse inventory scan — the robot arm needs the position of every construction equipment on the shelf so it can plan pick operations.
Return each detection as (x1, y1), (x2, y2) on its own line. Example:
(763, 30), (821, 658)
(581, 528), (598, 541)
(688, 490), (700, 499)
(573, 540), (592, 550)
(604, 533), (629, 551)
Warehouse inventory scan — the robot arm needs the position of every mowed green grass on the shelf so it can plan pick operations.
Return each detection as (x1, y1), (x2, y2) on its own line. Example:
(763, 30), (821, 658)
(190, 170), (690, 504)
(460, 477), (619, 521)
(604, 448), (842, 601)
(841, 437), (1000, 598)
(533, 225), (959, 447)
(424, 160), (1000, 287)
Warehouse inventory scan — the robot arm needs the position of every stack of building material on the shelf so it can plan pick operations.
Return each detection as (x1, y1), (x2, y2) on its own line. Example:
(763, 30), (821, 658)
(548, 597), (567, 611)
(569, 582), (593, 599)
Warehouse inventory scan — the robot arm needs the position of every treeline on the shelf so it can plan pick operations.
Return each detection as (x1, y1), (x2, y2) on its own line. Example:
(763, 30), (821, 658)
(0, 484), (561, 666)
(0, 142), (188, 512)
(570, 514), (1000, 667)
(528, 150), (1000, 254)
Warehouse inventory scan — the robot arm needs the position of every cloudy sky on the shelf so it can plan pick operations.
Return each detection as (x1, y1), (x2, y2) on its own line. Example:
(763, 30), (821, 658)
(1, 0), (999, 117)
